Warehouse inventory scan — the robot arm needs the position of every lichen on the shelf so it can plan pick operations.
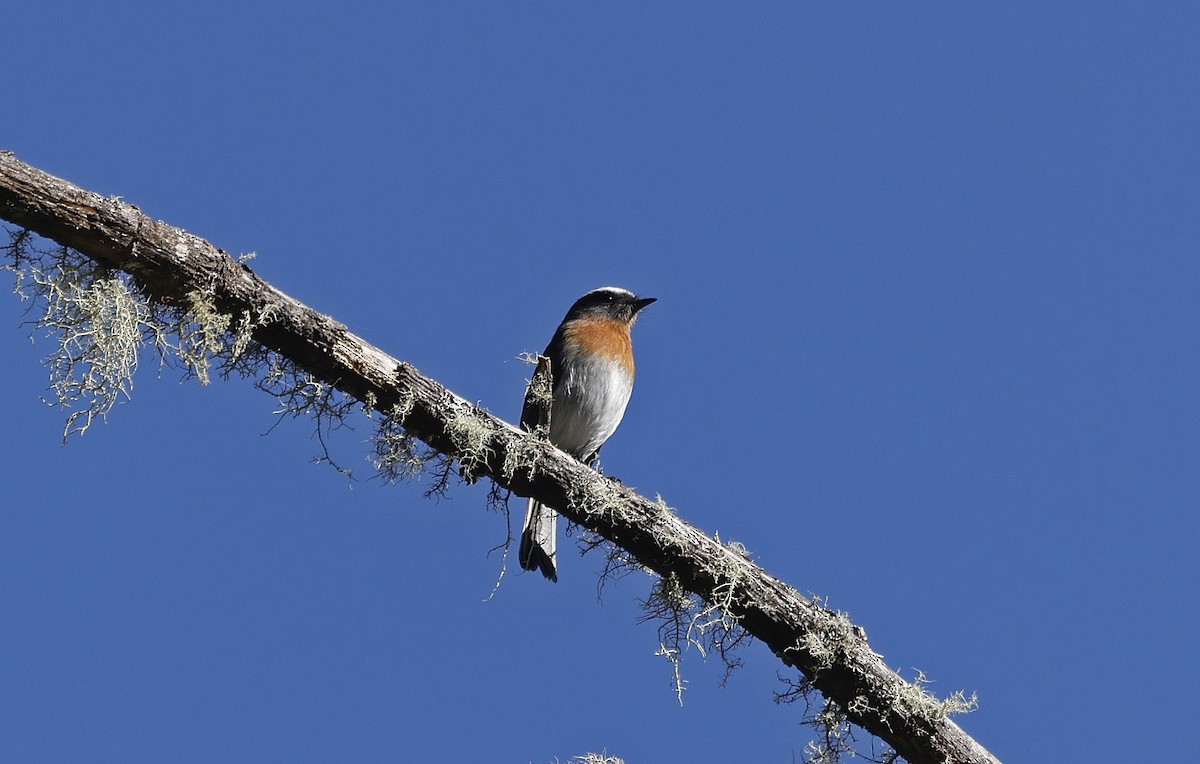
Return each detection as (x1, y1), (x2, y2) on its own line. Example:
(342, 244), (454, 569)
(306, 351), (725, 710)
(5, 239), (159, 440)
(570, 753), (624, 764)
(370, 397), (433, 484)
(639, 565), (751, 705)
(444, 400), (497, 482)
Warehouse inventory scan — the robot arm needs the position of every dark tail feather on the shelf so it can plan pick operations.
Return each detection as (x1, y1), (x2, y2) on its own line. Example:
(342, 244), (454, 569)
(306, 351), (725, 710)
(519, 498), (558, 582)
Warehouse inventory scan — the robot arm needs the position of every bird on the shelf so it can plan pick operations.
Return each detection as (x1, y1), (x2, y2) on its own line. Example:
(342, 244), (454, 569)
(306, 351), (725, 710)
(518, 286), (656, 582)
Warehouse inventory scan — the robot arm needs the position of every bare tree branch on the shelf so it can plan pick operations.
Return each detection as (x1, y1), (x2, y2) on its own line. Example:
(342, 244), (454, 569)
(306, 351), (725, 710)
(0, 151), (999, 764)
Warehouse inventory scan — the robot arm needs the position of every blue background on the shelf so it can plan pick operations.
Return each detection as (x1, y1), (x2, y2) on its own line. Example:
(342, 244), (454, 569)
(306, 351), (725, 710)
(3, 3), (1197, 761)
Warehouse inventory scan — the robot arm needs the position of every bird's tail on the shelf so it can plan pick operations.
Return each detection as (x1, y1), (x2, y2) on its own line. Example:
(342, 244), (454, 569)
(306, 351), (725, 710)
(519, 498), (558, 582)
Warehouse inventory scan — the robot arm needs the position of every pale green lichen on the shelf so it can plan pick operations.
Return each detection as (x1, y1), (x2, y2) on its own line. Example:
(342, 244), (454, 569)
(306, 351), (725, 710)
(500, 427), (544, 482)
(640, 566), (751, 705)
(567, 471), (625, 521)
(176, 289), (280, 385)
(361, 390), (378, 416)
(643, 531), (755, 703)
(444, 400), (497, 481)
(177, 290), (233, 385)
(370, 397), (433, 484)
(801, 702), (868, 764)
(569, 753), (625, 764)
(780, 609), (978, 763)
(5, 241), (160, 440)
(230, 301), (277, 362)
(791, 608), (859, 674)
(4, 234), (288, 439)
(892, 669), (979, 722)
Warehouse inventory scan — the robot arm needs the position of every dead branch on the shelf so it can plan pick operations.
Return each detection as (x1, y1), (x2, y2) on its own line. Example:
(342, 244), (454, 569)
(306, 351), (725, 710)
(0, 151), (999, 764)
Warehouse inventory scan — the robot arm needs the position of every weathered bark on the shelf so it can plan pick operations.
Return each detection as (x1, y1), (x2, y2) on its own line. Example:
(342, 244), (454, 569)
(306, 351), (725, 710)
(0, 151), (999, 764)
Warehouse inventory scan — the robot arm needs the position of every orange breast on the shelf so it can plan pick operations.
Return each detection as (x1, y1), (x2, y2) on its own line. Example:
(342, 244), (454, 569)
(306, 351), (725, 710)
(563, 318), (636, 377)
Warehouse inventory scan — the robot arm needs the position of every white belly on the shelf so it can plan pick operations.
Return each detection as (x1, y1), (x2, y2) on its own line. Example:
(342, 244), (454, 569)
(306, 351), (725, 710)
(550, 354), (634, 460)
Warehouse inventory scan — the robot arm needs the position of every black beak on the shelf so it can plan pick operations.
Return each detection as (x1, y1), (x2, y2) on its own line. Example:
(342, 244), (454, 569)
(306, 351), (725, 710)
(633, 296), (657, 312)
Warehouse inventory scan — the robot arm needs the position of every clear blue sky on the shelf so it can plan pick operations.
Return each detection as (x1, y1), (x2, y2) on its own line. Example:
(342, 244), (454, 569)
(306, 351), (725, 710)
(3, 3), (1197, 761)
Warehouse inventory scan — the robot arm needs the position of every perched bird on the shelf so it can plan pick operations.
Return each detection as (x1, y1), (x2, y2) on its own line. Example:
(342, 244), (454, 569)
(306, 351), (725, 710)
(519, 286), (656, 582)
